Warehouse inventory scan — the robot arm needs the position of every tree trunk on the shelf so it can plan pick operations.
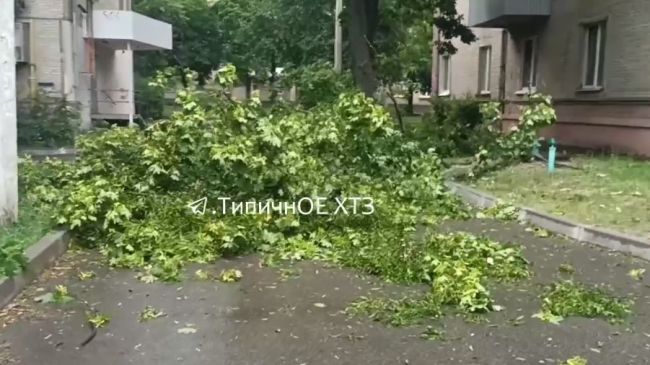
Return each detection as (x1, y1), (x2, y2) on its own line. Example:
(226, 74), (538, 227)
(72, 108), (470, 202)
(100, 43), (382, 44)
(406, 85), (415, 115)
(245, 73), (252, 99)
(347, 0), (379, 97)
(269, 54), (278, 102)
(387, 87), (404, 133)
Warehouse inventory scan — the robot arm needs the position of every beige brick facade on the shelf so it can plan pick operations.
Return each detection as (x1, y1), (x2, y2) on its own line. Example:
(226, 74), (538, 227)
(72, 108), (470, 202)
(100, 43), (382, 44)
(16, 0), (87, 114)
(437, 0), (650, 156)
(14, 0), (168, 129)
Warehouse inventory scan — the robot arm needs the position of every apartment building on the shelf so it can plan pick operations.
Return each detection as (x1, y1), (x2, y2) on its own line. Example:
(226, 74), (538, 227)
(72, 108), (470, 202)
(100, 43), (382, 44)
(434, 0), (650, 156)
(15, 0), (172, 129)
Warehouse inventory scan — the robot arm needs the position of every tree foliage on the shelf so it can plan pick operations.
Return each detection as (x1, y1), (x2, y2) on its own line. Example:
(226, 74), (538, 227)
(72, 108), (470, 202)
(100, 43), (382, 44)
(22, 67), (540, 322)
(134, 0), (332, 86)
(133, 0), (223, 82)
(218, 0), (332, 76)
(344, 0), (475, 96)
(133, 0), (473, 97)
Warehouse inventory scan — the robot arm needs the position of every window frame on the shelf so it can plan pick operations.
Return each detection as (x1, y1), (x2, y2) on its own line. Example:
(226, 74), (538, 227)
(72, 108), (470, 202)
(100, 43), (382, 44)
(478, 46), (492, 95)
(439, 54), (451, 96)
(520, 37), (538, 92)
(581, 21), (607, 90)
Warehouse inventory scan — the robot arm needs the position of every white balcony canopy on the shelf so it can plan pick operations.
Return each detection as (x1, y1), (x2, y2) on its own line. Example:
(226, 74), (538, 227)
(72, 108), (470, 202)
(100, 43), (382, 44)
(92, 10), (172, 51)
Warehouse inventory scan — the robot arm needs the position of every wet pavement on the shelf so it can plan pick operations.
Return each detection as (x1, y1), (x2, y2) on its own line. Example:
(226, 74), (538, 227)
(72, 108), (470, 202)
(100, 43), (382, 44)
(2, 219), (650, 365)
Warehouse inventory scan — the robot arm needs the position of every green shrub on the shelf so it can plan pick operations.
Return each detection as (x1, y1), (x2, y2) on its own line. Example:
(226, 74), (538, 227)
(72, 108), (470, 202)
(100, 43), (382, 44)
(135, 75), (166, 121)
(0, 159), (57, 278)
(471, 94), (557, 177)
(17, 94), (79, 148)
(283, 61), (355, 108)
(420, 98), (500, 157)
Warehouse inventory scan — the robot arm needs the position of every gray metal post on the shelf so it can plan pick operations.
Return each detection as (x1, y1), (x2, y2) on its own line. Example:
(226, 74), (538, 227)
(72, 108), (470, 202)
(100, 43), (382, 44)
(334, 0), (343, 73)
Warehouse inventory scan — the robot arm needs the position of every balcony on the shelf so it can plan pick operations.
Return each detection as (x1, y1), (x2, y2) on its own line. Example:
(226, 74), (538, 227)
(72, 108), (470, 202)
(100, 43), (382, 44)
(469, 0), (551, 28)
(92, 10), (172, 51)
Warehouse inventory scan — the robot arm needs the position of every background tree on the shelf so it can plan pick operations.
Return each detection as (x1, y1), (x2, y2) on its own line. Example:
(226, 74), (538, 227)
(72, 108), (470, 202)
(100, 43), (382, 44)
(217, 0), (332, 97)
(135, 0), (332, 95)
(133, 0), (474, 109)
(344, 0), (476, 97)
(133, 0), (223, 83)
(377, 20), (434, 130)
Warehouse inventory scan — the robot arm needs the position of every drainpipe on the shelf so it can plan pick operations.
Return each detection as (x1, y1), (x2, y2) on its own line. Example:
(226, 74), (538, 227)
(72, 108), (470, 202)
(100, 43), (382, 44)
(334, 0), (343, 73)
(60, 20), (65, 98)
(127, 40), (134, 128)
(431, 27), (440, 97)
(29, 64), (37, 98)
(498, 29), (508, 112)
(28, 19), (37, 98)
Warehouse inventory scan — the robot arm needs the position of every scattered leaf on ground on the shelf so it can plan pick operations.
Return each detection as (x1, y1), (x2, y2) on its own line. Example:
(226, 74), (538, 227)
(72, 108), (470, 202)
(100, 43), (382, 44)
(77, 271), (96, 281)
(177, 327), (197, 334)
(279, 268), (300, 280)
(628, 268), (645, 281)
(87, 312), (111, 328)
(52, 285), (74, 304)
(420, 326), (445, 341)
(558, 263), (576, 274)
(533, 228), (551, 238)
(137, 272), (157, 284)
(219, 269), (242, 283)
(139, 306), (166, 322)
(564, 356), (588, 365)
(194, 269), (210, 280)
(535, 280), (632, 324)
(532, 311), (563, 325)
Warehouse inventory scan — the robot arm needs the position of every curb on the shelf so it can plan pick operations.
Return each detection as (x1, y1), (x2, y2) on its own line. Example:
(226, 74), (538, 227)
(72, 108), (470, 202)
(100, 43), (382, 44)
(446, 181), (650, 261)
(0, 231), (70, 308)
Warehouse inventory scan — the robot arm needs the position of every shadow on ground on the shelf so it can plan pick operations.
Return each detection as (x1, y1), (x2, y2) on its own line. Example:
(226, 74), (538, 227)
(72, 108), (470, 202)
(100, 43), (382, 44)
(2, 219), (650, 365)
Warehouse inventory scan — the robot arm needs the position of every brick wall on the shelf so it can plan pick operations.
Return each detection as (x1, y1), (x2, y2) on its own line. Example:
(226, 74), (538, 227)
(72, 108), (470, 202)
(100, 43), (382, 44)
(444, 0), (650, 101)
(523, 0), (650, 100)
(439, 0), (650, 156)
(16, 0), (66, 98)
(25, 20), (63, 96)
(441, 0), (504, 98)
(20, 0), (66, 19)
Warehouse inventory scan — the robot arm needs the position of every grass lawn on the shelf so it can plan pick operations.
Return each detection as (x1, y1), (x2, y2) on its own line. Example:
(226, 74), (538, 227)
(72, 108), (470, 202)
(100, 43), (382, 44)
(473, 155), (650, 238)
(0, 200), (53, 275)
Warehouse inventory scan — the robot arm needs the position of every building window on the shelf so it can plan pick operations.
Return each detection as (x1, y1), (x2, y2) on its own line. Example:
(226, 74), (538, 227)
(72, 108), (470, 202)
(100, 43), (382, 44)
(521, 38), (537, 90)
(582, 21), (606, 88)
(439, 55), (451, 96)
(478, 46), (491, 94)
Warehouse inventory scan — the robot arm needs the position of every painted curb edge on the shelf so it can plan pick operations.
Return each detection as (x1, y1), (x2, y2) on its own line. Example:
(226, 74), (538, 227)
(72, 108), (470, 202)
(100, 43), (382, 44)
(0, 230), (70, 309)
(446, 181), (650, 261)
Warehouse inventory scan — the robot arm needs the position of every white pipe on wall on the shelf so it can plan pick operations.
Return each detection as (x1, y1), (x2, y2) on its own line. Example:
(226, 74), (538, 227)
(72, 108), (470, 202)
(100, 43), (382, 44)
(127, 40), (134, 127)
(334, 0), (343, 73)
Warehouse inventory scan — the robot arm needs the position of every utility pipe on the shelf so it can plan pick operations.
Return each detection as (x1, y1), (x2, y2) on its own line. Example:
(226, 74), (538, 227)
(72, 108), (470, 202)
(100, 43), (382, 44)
(334, 0), (343, 73)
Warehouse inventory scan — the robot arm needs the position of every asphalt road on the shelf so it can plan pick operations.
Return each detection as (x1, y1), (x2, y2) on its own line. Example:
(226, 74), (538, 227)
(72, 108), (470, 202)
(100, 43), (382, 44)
(2, 219), (650, 365)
